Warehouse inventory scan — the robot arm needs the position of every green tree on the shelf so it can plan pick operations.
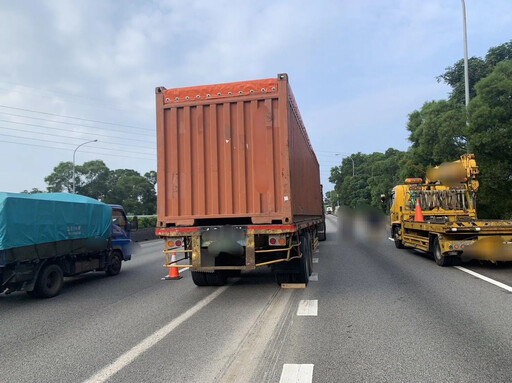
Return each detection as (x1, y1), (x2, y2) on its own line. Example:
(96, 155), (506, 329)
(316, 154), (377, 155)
(144, 170), (157, 186)
(75, 160), (110, 200)
(467, 60), (512, 218)
(330, 150), (405, 213)
(45, 161), (74, 193)
(437, 57), (490, 106)
(44, 161), (157, 214)
(437, 40), (512, 106)
(405, 100), (466, 173)
(21, 188), (45, 194)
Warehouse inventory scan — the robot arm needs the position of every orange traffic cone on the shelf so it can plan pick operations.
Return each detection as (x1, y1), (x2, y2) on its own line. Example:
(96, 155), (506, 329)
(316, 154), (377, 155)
(414, 198), (424, 222)
(163, 252), (182, 280)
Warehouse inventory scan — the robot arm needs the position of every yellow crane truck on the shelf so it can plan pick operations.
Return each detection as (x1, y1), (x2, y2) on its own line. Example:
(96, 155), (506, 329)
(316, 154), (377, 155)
(390, 154), (512, 266)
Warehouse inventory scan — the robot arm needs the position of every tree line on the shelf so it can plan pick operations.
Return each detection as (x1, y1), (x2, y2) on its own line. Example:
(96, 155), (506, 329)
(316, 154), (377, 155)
(22, 160), (157, 215)
(329, 41), (512, 219)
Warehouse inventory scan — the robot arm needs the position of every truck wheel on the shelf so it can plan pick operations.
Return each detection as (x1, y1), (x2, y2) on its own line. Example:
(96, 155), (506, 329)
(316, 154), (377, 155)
(205, 271), (227, 286)
(274, 272), (292, 285)
(433, 237), (453, 267)
(393, 226), (404, 249)
(32, 264), (64, 298)
(317, 222), (327, 242)
(191, 271), (209, 286)
(292, 234), (310, 284)
(306, 232), (313, 276)
(106, 251), (123, 276)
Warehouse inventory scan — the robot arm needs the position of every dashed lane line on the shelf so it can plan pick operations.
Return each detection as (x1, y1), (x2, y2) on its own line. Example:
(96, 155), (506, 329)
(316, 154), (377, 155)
(279, 364), (314, 383)
(82, 284), (230, 383)
(309, 273), (318, 281)
(454, 266), (512, 293)
(297, 300), (318, 316)
(312, 258), (319, 264)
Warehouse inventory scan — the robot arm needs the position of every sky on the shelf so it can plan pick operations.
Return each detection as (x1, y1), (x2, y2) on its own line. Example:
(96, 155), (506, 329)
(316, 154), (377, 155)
(0, 0), (511, 194)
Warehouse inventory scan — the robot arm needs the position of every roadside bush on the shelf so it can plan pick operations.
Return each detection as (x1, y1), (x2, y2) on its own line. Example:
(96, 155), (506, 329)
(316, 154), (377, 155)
(128, 216), (156, 228)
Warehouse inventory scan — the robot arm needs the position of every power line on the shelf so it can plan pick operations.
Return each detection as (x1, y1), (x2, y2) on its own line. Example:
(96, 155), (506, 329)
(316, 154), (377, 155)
(0, 119), (155, 145)
(0, 132), (155, 159)
(0, 80), (145, 115)
(0, 125), (155, 153)
(0, 140), (156, 162)
(0, 111), (155, 139)
(0, 104), (149, 131)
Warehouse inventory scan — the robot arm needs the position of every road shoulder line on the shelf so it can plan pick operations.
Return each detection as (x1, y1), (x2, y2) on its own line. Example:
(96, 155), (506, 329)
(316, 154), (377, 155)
(454, 266), (512, 293)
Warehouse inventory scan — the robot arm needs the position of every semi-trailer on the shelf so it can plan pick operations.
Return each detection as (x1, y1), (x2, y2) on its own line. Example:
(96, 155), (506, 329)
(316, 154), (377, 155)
(155, 73), (326, 286)
(0, 193), (136, 297)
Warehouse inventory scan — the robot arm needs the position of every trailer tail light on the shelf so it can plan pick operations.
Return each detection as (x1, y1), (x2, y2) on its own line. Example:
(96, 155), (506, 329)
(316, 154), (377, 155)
(167, 238), (184, 248)
(269, 235), (286, 246)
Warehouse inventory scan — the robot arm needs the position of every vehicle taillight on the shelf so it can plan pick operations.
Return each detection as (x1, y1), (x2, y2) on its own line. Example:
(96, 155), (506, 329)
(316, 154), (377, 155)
(167, 238), (184, 248)
(269, 235), (286, 246)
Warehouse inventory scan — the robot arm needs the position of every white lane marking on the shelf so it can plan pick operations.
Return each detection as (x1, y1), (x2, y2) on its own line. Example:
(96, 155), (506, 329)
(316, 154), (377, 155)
(139, 240), (162, 247)
(309, 273), (318, 281)
(388, 237), (394, 241)
(279, 364), (314, 383)
(454, 266), (512, 293)
(83, 285), (230, 383)
(297, 300), (318, 316)
(312, 258), (319, 263)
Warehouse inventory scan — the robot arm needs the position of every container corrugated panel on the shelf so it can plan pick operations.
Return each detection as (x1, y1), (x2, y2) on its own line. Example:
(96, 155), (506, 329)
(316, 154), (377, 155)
(156, 73), (323, 227)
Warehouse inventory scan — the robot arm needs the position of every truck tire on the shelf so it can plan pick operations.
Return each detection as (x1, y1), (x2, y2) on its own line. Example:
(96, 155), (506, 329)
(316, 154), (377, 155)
(106, 251), (123, 276)
(292, 234), (310, 284)
(205, 271), (227, 286)
(191, 271), (209, 286)
(393, 226), (404, 249)
(306, 232), (313, 276)
(433, 237), (453, 267)
(191, 271), (227, 286)
(274, 272), (292, 285)
(317, 222), (326, 242)
(32, 264), (64, 298)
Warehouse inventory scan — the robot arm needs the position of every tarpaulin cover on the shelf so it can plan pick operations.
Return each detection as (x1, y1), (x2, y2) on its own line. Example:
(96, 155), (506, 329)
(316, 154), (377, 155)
(0, 193), (112, 251)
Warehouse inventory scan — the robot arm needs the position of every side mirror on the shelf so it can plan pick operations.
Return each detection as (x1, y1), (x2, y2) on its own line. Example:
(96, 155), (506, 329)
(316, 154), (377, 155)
(380, 194), (387, 203)
(131, 216), (139, 231)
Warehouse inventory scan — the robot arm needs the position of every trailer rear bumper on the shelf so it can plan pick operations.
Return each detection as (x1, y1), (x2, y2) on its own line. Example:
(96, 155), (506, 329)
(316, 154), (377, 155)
(156, 220), (322, 271)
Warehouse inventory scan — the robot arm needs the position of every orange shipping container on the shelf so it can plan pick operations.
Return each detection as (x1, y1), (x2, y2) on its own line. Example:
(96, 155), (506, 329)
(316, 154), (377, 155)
(156, 73), (323, 227)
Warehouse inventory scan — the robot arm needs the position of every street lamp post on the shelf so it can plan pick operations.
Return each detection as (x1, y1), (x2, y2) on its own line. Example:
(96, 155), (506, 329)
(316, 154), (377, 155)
(72, 139), (98, 194)
(461, 0), (470, 154)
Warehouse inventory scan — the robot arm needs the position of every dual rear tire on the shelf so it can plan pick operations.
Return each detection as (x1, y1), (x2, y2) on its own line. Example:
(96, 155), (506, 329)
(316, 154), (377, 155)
(191, 271), (227, 286)
(274, 232), (312, 286)
(28, 263), (64, 298)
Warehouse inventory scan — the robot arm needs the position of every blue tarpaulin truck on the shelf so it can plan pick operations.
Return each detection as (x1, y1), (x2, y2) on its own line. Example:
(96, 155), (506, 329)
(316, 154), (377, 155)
(0, 193), (136, 298)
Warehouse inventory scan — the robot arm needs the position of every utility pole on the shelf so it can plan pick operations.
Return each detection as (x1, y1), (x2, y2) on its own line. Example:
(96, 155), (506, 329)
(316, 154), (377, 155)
(461, 0), (470, 154)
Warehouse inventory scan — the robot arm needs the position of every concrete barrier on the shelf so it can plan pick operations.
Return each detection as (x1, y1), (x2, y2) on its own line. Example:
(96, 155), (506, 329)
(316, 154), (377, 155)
(131, 228), (158, 242)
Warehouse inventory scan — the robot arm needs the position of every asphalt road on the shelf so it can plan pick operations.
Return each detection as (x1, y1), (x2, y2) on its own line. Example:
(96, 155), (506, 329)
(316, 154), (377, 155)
(1, 216), (512, 382)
